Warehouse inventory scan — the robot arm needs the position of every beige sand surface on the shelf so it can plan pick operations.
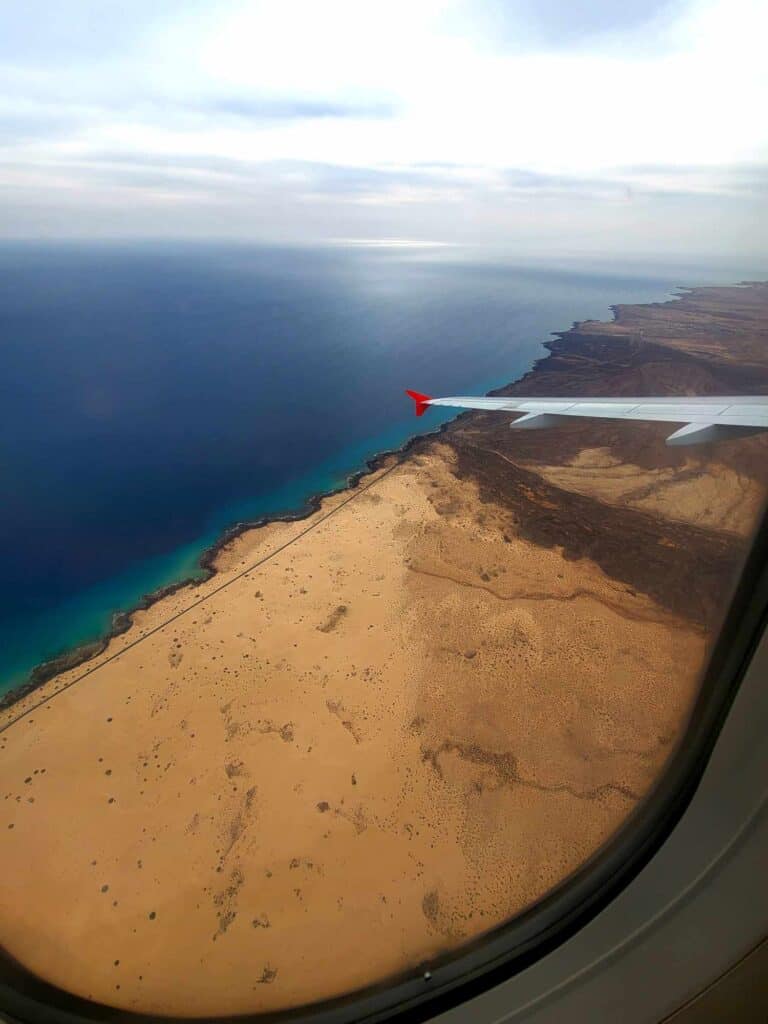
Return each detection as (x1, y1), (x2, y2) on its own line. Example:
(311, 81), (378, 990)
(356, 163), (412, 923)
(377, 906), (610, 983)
(0, 447), (707, 1016)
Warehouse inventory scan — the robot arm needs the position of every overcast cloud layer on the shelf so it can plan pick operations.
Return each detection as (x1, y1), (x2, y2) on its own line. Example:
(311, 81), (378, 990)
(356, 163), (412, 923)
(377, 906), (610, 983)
(1, 0), (766, 257)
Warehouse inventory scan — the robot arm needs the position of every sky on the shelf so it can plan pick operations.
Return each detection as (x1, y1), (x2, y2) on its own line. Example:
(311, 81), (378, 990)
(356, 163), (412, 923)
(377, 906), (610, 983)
(1, 0), (766, 258)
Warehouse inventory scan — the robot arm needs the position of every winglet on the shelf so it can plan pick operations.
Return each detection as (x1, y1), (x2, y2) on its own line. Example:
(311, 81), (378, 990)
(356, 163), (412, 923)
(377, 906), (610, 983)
(405, 389), (433, 417)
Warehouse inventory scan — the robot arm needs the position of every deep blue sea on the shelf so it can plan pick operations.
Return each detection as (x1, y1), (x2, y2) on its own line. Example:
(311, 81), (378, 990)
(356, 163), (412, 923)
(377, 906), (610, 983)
(0, 242), (763, 693)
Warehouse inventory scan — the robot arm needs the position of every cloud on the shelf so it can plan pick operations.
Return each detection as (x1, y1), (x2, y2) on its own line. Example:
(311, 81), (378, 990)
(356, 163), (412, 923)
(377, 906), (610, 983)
(452, 0), (683, 51)
(0, 0), (765, 255)
(194, 97), (398, 122)
(614, 163), (768, 196)
(0, 0), (200, 64)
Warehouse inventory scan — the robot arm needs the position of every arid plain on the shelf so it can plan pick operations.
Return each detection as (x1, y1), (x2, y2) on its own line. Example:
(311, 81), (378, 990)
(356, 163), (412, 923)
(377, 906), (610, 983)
(1, 283), (767, 1016)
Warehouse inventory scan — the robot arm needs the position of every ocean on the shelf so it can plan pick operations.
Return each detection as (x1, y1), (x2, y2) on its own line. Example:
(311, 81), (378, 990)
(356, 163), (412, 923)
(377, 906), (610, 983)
(0, 242), (761, 693)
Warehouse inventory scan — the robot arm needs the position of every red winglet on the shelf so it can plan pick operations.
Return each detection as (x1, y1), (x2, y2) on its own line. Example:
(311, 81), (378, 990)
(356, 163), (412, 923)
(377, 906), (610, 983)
(405, 389), (433, 417)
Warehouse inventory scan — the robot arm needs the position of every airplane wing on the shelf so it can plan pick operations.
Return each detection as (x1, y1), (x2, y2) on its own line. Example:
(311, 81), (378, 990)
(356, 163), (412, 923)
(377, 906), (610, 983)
(405, 390), (768, 446)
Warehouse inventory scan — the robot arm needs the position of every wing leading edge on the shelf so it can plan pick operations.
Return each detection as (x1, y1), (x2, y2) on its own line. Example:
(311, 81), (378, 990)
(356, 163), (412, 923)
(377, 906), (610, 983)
(405, 391), (768, 446)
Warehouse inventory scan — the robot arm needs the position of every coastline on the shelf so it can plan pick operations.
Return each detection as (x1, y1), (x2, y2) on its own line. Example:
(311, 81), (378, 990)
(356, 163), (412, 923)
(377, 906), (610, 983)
(1, 342), (549, 712)
(4, 278), (766, 713)
(1, 281), (767, 1015)
(0, 418), (460, 712)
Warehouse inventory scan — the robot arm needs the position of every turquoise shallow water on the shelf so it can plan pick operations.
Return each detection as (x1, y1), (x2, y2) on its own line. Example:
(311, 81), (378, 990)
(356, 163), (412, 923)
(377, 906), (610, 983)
(1, 244), (764, 695)
(0, 398), (474, 692)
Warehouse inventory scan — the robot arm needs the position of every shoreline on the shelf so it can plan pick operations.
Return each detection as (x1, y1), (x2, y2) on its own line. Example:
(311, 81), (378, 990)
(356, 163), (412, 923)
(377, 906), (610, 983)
(2, 278), (760, 712)
(0, 412), (469, 712)
(1, 280), (766, 1015)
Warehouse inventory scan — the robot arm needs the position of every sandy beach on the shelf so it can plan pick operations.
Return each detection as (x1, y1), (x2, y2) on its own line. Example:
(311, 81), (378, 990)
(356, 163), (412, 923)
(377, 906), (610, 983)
(1, 282), (767, 1017)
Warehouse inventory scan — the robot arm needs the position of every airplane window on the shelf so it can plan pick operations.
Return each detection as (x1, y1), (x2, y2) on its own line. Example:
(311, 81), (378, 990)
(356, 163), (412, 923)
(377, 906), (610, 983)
(0, 2), (766, 1023)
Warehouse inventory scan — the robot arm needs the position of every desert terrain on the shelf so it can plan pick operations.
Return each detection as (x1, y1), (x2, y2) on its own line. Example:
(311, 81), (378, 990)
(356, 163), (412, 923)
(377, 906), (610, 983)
(0, 282), (767, 1016)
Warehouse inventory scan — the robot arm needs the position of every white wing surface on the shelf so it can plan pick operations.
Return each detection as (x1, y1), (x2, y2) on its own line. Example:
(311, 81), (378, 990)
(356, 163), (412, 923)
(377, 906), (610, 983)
(405, 391), (768, 446)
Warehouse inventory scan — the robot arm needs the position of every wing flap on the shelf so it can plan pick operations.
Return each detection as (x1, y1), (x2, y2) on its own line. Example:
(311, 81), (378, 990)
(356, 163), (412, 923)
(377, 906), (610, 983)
(665, 422), (768, 446)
